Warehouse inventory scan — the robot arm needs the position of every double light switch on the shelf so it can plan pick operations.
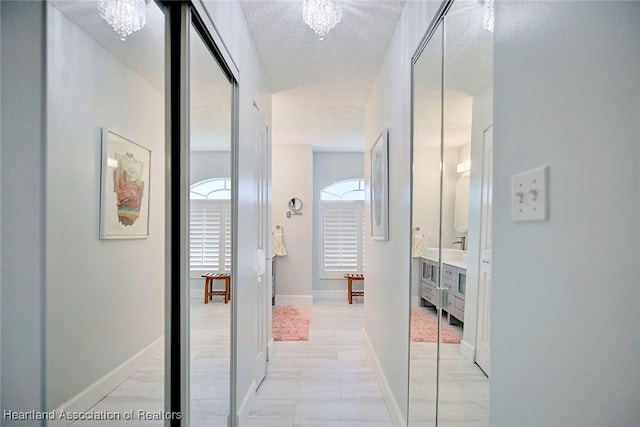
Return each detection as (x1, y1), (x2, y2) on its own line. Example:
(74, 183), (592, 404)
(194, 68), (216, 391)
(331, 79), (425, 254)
(511, 166), (548, 222)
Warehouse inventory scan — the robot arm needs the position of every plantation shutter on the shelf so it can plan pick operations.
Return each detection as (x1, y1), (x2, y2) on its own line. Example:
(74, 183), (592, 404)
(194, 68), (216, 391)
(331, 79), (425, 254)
(190, 200), (230, 272)
(224, 203), (231, 272)
(321, 201), (364, 278)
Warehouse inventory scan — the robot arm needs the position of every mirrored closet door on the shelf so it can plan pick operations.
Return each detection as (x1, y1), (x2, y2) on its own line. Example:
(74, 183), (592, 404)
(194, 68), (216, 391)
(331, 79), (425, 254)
(188, 14), (234, 427)
(409, 17), (444, 427)
(410, 1), (493, 425)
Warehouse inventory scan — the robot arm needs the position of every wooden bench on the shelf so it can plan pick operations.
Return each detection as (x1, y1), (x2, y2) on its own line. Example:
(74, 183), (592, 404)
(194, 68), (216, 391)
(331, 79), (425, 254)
(344, 274), (364, 304)
(201, 273), (231, 304)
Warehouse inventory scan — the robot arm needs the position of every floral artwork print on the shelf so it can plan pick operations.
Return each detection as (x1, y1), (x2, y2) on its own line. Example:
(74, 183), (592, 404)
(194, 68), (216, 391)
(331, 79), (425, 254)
(113, 152), (145, 226)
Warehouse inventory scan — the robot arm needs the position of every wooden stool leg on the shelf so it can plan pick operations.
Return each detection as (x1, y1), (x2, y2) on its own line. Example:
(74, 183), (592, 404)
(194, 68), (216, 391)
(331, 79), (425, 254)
(348, 278), (353, 304)
(224, 277), (230, 304)
(204, 277), (210, 304)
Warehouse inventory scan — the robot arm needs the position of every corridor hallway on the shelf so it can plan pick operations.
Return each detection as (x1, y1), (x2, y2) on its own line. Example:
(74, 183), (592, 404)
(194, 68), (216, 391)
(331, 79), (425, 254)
(247, 300), (393, 426)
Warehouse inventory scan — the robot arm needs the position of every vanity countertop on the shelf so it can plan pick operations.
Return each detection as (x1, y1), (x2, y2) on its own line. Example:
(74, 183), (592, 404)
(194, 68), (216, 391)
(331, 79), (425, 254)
(443, 260), (466, 270)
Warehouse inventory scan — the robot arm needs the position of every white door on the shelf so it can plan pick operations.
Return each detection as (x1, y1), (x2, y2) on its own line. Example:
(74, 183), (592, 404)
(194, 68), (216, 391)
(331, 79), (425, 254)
(254, 114), (270, 387)
(476, 125), (493, 375)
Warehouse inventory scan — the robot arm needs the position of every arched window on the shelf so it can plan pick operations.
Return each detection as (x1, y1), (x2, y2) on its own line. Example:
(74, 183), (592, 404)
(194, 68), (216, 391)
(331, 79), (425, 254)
(320, 179), (366, 278)
(190, 178), (231, 273)
(190, 178), (231, 200)
(320, 179), (365, 201)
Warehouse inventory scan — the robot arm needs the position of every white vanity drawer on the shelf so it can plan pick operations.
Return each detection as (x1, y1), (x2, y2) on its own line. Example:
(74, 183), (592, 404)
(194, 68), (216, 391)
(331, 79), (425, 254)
(449, 306), (464, 323)
(421, 283), (437, 298)
(441, 277), (456, 290)
(442, 264), (456, 278)
(421, 283), (438, 306)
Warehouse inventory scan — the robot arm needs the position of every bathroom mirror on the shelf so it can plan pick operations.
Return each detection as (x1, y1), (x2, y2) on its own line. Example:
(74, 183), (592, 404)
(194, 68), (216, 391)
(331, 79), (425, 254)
(410, 0), (493, 425)
(288, 197), (303, 212)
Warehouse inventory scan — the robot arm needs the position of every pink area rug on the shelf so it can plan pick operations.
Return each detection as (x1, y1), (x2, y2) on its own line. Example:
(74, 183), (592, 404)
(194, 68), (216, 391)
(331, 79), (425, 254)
(272, 305), (311, 341)
(411, 307), (461, 344)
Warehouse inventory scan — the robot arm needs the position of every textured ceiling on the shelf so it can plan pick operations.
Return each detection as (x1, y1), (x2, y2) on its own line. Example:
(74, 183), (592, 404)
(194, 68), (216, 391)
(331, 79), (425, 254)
(239, 0), (405, 152)
(51, 0), (489, 153)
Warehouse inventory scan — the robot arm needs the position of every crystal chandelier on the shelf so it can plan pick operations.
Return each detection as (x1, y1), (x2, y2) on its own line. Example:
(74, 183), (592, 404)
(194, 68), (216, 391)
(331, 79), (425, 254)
(98, 0), (147, 41)
(483, 0), (494, 33)
(302, 0), (342, 40)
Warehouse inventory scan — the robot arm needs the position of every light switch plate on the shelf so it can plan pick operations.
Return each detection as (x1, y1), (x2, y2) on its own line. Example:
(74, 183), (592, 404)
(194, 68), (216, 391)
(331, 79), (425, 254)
(511, 166), (548, 222)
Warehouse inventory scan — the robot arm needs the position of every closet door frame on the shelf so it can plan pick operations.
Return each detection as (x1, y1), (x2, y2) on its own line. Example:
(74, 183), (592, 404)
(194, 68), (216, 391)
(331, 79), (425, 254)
(162, 1), (239, 425)
(409, 0), (453, 424)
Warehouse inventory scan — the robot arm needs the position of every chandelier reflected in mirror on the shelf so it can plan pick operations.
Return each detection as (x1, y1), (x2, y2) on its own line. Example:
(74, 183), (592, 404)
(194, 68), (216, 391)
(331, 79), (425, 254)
(302, 0), (342, 40)
(98, 0), (147, 41)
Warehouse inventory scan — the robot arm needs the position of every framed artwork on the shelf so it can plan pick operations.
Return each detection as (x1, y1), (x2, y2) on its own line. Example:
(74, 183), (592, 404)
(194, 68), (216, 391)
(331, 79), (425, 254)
(100, 129), (151, 239)
(370, 128), (389, 241)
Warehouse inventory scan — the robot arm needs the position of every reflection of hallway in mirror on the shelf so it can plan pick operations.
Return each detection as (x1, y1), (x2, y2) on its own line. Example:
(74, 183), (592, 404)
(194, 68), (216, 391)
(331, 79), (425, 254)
(410, 307), (488, 427)
(71, 291), (231, 426)
(189, 291), (231, 426)
(250, 300), (392, 426)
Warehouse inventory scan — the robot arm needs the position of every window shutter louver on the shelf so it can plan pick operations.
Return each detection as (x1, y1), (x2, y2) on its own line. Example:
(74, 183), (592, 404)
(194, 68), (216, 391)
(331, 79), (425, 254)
(224, 203), (231, 272)
(190, 200), (230, 273)
(320, 201), (365, 278)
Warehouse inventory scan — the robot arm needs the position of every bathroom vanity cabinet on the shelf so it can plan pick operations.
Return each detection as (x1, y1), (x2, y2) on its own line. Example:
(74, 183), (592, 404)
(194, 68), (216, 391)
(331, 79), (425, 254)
(420, 257), (466, 324)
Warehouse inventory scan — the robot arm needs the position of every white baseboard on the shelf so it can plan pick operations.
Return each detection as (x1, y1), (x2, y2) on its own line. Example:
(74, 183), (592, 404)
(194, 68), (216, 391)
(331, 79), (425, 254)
(313, 290), (345, 301)
(411, 296), (420, 307)
(50, 336), (164, 427)
(236, 379), (257, 426)
(460, 339), (475, 363)
(275, 295), (313, 305)
(362, 328), (406, 427)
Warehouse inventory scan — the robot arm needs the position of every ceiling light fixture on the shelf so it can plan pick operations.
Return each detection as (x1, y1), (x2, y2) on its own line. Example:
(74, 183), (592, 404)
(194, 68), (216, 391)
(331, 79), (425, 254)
(482, 0), (494, 33)
(98, 0), (147, 41)
(302, 0), (342, 40)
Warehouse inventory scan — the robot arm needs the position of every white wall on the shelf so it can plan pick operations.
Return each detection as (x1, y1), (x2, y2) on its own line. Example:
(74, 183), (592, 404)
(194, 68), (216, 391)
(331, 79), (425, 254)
(312, 152), (364, 295)
(491, 2), (640, 425)
(441, 147), (460, 247)
(0, 1), (47, 416)
(272, 145), (313, 304)
(46, 6), (165, 409)
(201, 1), (272, 421)
(412, 147), (445, 251)
(190, 151), (231, 185)
(363, 1), (441, 423)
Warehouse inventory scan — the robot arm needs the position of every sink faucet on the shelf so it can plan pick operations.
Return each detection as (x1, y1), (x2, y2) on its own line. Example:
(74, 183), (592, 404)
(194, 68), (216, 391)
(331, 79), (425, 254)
(452, 236), (466, 251)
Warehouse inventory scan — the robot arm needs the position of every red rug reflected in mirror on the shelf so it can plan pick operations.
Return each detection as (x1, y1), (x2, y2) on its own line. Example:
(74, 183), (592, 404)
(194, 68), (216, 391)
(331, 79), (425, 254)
(411, 307), (461, 343)
(272, 305), (311, 341)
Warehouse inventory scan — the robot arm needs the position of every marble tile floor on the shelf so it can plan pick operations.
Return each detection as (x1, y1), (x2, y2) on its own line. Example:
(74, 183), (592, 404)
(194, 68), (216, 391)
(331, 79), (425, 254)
(70, 298), (485, 426)
(409, 306), (489, 427)
(245, 300), (394, 427)
(70, 297), (395, 427)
